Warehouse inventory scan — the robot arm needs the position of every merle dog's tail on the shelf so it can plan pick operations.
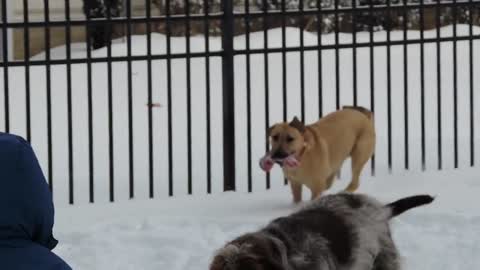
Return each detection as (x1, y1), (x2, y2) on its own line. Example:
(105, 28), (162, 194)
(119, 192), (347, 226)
(386, 195), (435, 218)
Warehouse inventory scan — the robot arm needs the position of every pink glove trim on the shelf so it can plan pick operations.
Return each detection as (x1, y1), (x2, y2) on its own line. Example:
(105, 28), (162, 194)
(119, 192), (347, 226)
(283, 155), (300, 168)
(259, 155), (274, 172)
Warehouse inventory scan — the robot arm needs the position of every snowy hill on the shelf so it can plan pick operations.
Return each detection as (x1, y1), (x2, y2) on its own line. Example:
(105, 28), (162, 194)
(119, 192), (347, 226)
(53, 167), (480, 269)
(1, 24), (479, 270)
(2, 26), (478, 205)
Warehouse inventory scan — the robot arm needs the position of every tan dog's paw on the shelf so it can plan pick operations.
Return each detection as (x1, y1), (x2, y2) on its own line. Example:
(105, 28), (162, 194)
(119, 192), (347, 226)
(292, 190), (302, 204)
(310, 191), (323, 201)
(344, 183), (359, 193)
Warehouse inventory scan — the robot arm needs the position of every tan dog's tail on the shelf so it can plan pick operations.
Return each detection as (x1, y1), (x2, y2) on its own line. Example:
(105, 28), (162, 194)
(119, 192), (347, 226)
(343, 106), (373, 119)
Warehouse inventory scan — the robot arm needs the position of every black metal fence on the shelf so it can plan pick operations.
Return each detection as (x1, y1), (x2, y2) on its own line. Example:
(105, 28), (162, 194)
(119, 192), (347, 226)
(1, 0), (478, 204)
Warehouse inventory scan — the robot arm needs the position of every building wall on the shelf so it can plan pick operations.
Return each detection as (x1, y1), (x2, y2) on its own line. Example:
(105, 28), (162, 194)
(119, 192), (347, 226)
(11, 0), (152, 59)
(1, 1), (14, 61)
(13, 0), (85, 20)
(12, 0), (150, 20)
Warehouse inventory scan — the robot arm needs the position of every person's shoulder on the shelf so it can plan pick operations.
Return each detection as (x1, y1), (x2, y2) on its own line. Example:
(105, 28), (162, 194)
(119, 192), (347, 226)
(47, 250), (72, 270)
(51, 260), (73, 270)
(0, 132), (27, 146)
(0, 242), (72, 270)
(0, 133), (32, 164)
(35, 246), (72, 270)
(0, 132), (25, 156)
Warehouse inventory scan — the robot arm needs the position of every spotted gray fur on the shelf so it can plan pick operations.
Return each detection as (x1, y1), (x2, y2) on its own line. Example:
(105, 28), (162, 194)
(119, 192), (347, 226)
(210, 193), (434, 270)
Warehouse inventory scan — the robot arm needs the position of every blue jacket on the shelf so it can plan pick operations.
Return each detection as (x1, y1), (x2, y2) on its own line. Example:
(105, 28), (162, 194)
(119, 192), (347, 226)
(0, 133), (72, 270)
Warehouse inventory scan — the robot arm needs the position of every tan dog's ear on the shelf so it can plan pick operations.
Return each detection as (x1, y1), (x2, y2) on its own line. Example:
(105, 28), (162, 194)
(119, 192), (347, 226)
(289, 117), (305, 133)
(268, 124), (278, 136)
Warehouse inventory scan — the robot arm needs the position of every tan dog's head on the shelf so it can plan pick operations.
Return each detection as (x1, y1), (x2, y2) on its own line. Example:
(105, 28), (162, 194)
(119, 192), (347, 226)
(268, 117), (306, 162)
(210, 233), (288, 270)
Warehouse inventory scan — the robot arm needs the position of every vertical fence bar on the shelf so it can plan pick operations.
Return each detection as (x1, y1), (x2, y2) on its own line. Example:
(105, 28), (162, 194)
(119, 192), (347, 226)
(185, 0), (193, 194)
(369, 0), (375, 175)
(1, 1), (9, 133)
(468, 0), (474, 166)
(85, 2), (95, 203)
(282, 0), (287, 123)
(282, 0), (288, 186)
(420, 0), (426, 170)
(334, 0), (342, 180)
(106, 2), (115, 202)
(452, 0), (459, 168)
(352, 0), (357, 106)
(166, 0), (174, 196)
(23, 0), (31, 141)
(145, 0), (153, 198)
(316, 0), (322, 117)
(44, 0), (53, 190)
(299, 0), (305, 122)
(334, 0), (340, 110)
(222, 0), (236, 191)
(262, 0), (270, 189)
(403, 0), (409, 170)
(125, 0), (135, 199)
(204, 0), (212, 193)
(65, 0), (74, 204)
(280, 0), (288, 122)
(245, 0), (253, 192)
(435, 0), (442, 170)
(386, 0), (392, 172)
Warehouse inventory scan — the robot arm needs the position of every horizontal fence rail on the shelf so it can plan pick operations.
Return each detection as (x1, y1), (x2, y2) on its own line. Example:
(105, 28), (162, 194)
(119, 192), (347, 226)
(0, 0), (478, 205)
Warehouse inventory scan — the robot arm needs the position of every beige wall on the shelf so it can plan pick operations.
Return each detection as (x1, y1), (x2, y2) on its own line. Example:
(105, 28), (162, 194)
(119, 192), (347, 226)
(1, 1), (14, 61)
(13, 0), (85, 20)
(11, 1), (152, 59)
(12, 0), (149, 21)
(12, 0), (84, 59)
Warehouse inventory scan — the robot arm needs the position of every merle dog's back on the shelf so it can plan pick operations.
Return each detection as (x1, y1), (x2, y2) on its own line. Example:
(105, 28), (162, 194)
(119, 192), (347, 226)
(210, 193), (434, 270)
(262, 193), (434, 270)
(264, 202), (357, 269)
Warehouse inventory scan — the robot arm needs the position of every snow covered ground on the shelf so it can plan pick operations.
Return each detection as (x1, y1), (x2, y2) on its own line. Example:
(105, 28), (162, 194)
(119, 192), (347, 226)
(0, 26), (479, 205)
(1, 26), (480, 269)
(53, 167), (480, 270)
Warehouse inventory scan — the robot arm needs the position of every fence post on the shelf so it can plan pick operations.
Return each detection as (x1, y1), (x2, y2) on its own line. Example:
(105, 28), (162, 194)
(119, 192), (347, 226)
(222, 0), (236, 191)
(0, 0), (12, 62)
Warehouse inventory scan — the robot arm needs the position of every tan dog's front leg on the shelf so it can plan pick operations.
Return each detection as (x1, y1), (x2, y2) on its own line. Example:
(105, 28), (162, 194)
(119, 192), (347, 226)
(310, 180), (326, 200)
(290, 181), (303, 203)
(310, 189), (322, 200)
(325, 173), (336, 189)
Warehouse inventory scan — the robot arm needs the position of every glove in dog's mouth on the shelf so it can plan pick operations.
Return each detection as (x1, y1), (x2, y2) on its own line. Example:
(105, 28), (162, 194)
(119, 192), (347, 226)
(272, 155), (300, 168)
(273, 158), (285, 166)
(259, 153), (300, 172)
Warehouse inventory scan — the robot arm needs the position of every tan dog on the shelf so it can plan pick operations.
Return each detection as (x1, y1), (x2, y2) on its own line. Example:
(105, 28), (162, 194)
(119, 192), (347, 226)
(259, 106), (375, 203)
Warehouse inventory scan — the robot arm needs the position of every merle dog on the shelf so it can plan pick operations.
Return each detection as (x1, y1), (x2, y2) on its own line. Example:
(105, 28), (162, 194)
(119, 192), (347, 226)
(210, 193), (434, 270)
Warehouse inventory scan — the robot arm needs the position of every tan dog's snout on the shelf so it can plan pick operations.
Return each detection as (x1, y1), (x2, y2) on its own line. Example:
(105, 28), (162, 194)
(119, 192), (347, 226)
(269, 132), (301, 161)
(269, 134), (293, 159)
(268, 117), (306, 160)
(271, 149), (289, 160)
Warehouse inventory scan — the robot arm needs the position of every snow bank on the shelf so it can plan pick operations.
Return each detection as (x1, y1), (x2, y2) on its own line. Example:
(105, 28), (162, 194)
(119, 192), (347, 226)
(1, 26), (478, 269)
(53, 167), (480, 269)
(1, 26), (479, 206)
